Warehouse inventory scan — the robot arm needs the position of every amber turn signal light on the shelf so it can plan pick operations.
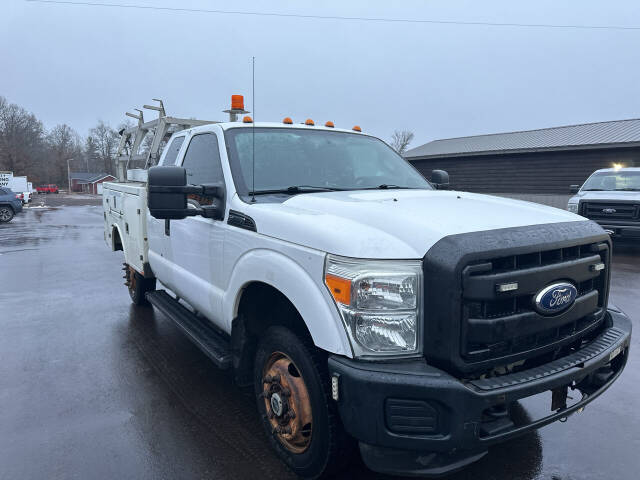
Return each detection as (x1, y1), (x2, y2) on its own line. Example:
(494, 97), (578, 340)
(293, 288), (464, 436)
(325, 274), (351, 305)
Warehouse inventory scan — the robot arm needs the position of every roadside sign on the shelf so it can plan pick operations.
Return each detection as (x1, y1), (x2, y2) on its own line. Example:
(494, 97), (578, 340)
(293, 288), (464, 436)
(0, 171), (13, 187)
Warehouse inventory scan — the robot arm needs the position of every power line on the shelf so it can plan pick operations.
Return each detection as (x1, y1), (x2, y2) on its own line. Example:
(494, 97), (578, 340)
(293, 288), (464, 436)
(24, 0), (640, 31)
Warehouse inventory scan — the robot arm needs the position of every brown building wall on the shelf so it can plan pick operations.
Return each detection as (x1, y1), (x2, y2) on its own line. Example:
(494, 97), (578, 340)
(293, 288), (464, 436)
(409, 147), (640, 194)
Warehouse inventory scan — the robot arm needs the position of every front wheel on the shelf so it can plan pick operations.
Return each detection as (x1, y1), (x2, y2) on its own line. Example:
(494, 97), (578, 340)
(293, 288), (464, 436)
(125, 265), (156, 305)
(0, 206), (14, 223)
(254, 326), (353, 479)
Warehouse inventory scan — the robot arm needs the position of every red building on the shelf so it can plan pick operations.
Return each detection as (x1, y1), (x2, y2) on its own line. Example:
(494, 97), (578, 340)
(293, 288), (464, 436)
(70, 173), (116, 194)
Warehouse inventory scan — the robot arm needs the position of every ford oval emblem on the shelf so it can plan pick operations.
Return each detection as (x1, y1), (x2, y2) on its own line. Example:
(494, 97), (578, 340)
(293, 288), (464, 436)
(534, 282), (578, 315)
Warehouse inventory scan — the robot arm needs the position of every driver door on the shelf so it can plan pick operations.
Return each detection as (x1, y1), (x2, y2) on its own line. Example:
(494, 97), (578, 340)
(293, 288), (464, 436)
(163, 131), (227, 327)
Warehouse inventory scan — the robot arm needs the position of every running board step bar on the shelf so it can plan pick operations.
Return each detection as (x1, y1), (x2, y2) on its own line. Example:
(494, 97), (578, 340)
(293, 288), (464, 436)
(146, 290), (232, 369)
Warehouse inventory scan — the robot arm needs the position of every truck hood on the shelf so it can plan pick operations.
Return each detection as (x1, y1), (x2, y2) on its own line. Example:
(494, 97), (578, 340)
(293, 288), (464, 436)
(245, 190), (585, 259)
(569, 190), (640, 203)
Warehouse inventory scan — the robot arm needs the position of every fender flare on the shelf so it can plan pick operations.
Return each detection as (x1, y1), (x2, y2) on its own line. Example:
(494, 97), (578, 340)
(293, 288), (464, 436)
(223, 249), (353, 357)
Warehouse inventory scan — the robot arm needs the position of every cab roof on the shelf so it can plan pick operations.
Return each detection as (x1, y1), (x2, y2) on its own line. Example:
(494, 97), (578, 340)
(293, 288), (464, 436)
(190, 121), (366, 136)
(593, 167), (640, 173)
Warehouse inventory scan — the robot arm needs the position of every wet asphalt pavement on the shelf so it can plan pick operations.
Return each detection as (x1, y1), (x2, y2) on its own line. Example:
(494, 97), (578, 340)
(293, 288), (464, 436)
(1, 204), (639, 480)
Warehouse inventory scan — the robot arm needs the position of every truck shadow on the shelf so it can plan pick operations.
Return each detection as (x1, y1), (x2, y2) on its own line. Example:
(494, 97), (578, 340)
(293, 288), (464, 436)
(120, 305), (544, 480)
(337, 403), (542, 480)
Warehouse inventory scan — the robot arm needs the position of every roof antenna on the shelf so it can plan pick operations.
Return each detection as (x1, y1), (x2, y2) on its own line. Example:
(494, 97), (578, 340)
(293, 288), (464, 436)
(251, 56), (256, 203)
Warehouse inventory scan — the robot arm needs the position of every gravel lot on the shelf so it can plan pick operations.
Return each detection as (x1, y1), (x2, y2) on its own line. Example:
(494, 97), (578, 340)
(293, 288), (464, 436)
(0, 204), (638, 479)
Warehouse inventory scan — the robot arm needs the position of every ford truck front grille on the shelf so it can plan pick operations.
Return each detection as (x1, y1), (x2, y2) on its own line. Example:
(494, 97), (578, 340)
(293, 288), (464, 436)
(580, 201), (640, 222)
(422, 221), (611, 376)
(460, 241), (609, 366)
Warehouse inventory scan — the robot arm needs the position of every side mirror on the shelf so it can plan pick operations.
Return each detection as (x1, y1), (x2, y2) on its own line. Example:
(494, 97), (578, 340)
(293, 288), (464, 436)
(148, 166), (225, 220)
(148, 166), (189, 219)
(431, 169), (450, 190)
(570, 184), (580, 194)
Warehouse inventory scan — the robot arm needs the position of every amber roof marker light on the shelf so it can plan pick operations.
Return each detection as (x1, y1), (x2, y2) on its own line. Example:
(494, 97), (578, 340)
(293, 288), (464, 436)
(243, 116), (253, 123)
(283, 117), (293, 124)
(305, 119), (315, 126)
(352, 125), (362, 132)
(325, 121), (335, 128)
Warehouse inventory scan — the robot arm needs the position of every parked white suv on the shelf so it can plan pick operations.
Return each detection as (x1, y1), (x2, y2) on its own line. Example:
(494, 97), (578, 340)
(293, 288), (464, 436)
(568, 167), (640, 239)
(104, 119), (631, 479)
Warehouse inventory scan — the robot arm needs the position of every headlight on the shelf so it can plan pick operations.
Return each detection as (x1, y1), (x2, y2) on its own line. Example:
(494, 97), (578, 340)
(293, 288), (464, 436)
(324, 255), (422, 358)
(567, 203), (578, 213)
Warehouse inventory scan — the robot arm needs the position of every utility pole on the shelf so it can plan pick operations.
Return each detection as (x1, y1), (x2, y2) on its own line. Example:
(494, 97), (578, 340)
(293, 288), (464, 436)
(67, 158), (74, 194)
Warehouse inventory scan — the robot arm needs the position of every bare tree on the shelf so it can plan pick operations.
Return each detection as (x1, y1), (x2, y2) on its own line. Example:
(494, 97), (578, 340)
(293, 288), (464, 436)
(390, 130), (415, 155)
(47, 124), (83, 186)
(84, 135), (101, 172)
(89, 120), (119, 175)
(0, 96), (47, 182)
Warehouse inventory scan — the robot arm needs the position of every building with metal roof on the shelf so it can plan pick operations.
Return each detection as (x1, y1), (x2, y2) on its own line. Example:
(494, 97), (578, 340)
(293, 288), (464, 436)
(70, 172), (115, 194)
(406, 119), (640, 194)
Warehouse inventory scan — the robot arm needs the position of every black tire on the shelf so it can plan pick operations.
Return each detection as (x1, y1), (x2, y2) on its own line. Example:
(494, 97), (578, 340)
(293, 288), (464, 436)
(0, 206), (14, 223)
(254, 326), (353, 479)
(126, 267), (156, 305)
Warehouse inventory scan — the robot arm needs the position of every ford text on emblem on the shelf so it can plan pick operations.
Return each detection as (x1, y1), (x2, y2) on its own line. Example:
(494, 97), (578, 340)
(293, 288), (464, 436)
(602, 208), (617, 214)
(534, 282), (578, 315)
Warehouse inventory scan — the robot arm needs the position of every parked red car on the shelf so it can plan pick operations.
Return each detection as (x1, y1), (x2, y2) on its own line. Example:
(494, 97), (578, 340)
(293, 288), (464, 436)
(36, 184), (59, 194)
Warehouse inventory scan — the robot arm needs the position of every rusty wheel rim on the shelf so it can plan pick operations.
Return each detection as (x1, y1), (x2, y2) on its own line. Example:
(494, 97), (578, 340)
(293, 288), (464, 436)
(126, 265), (137, 297)
(262, 352), (313, 454)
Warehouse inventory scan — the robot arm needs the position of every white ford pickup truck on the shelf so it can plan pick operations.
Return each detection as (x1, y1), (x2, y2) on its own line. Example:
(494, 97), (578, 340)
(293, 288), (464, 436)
(568, 167), (640, 240)
(104, 114), (631, 478)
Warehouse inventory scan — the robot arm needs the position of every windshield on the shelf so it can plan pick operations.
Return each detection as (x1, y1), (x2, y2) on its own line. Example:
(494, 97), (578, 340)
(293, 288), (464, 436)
(581, 171), (640, 191)
(224, 128), (431, 196)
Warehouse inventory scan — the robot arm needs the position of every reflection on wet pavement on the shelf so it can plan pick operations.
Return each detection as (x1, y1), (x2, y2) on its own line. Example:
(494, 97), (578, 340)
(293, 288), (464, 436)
(0, 206), (638, 479)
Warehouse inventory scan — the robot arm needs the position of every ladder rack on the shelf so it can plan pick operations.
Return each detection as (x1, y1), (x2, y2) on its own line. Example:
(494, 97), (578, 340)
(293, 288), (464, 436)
(114, 99), (217, 181)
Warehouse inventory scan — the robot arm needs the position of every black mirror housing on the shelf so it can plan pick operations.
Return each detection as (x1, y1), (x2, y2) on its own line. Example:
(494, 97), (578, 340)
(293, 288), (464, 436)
(201, 203), (225, 221)
(147, 166), (226, 221)
(431, 169), (450, 189)
(570, 184), (580, 194)
(148, 166), (189, 219)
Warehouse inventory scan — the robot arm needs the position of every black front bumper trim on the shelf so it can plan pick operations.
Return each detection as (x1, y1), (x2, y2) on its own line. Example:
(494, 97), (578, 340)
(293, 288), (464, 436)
(328, 309), (631, 477)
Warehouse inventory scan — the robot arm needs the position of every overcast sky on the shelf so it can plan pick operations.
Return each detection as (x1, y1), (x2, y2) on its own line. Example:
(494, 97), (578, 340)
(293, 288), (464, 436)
(2, 0), (640, 148)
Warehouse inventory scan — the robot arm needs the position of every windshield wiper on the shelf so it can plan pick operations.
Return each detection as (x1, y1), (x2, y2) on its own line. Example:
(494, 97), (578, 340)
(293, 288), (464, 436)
(359, 184), (414, 190)
(248, 185), (344, 195)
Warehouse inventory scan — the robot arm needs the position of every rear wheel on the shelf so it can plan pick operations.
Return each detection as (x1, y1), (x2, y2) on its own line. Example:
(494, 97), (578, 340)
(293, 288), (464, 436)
(125, 265), (156, 305)
(254, 326), (353, 479)
(0, 206), (14, 223)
